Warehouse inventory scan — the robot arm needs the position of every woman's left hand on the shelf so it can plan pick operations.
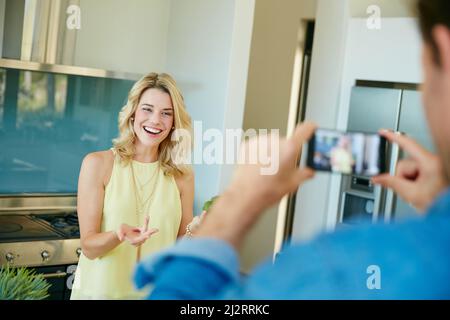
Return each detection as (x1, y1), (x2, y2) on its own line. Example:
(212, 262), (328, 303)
(186, 211), (207, 236)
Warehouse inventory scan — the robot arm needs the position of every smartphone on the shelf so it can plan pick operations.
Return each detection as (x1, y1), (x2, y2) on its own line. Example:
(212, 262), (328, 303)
(306, 128), (388, 176)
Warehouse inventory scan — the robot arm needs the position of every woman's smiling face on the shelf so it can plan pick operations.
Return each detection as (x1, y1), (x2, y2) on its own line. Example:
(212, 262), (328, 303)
(133, 88), (174, 148)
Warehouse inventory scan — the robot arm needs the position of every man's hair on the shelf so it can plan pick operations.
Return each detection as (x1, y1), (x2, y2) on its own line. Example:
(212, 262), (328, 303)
(417, 0), (450, 65)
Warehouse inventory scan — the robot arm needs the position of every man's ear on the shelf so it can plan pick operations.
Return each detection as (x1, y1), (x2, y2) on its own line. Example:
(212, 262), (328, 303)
(432, 25), (450, 73)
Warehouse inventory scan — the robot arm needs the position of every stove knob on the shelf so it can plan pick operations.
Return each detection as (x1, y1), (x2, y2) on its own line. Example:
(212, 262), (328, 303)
(5, 252), (15, 263)
(76, 248), (82, 258)
(41, 250), (50, 262)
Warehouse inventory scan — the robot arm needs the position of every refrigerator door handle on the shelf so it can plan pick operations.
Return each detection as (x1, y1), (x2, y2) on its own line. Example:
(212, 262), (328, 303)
(372, 184), (382, 223)
(383, 140), (401, 222)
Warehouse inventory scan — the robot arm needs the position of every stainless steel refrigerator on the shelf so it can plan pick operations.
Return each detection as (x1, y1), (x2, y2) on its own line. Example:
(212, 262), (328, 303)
(338, 83), (435, 226)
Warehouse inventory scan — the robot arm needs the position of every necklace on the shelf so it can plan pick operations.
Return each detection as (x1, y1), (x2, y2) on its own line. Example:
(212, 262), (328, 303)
(133, 163), (158, 190)
(130, 160), (160, 263)
(130, 161), (160, 221)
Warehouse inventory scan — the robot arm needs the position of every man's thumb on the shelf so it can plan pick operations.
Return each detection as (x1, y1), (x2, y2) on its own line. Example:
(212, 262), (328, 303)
(371, 174), (393, 188)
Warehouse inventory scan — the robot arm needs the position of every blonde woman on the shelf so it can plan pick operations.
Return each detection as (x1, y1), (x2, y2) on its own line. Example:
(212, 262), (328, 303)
(71, 73), (194, 299)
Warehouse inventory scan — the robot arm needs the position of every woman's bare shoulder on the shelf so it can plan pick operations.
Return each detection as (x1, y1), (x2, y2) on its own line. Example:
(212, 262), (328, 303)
(174, 167), (194, 181)
(81, 150), (115, 186)
(82, 150), (114, 168)
(174, 168), (195, 194)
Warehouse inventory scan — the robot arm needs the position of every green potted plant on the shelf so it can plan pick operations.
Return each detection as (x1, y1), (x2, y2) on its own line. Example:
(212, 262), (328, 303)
(202, 195), (219, 212)
(0, 265), (51, 300)
(186, 196), (219, 236)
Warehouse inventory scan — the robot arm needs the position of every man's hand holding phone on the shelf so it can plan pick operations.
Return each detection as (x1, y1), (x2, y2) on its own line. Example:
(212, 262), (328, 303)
(372, 130), (448, 213)
(195, 122), (316, 249)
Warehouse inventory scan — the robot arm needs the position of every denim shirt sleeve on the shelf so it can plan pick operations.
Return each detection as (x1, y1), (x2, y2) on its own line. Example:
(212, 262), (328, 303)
(134, 237), (240, 299)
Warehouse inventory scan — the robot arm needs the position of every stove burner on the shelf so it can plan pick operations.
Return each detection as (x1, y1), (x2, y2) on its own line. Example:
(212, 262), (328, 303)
(53, 218), (69, 229)
(0, 222), (23, 233)
(66, 215), (78, 225)
(31, 212), (80, 238)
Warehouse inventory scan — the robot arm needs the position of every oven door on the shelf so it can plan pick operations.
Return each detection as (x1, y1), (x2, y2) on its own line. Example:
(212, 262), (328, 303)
(32, 264), (77, 300)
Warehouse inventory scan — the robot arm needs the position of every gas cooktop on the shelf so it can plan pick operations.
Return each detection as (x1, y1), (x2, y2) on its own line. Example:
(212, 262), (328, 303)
(31, 212), (80, 239)
(0, 212), (79, 242)
(0, 211), (81, 267)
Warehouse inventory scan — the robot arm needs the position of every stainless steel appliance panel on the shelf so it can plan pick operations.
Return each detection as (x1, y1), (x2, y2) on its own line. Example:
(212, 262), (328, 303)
(397, 90), (435, 152)
(347, 86), (402, 133)
(393, 89), (436, 220)
(340, 190), (376, 225)
(0, 238), (80, 267)
(338, 86), (402, 226)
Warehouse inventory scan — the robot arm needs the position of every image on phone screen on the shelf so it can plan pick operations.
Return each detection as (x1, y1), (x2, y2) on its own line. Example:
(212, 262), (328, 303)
(307, 128), (387, 176)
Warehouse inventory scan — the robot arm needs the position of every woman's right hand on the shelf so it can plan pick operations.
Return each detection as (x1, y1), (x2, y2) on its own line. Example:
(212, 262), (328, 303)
(186, 211), (207, 236)
(116, 216), (159, 247)
(372, 130), (447, 213)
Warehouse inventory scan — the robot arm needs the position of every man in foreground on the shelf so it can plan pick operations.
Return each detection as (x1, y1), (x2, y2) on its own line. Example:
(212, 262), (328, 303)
(134, 0), (450, 299)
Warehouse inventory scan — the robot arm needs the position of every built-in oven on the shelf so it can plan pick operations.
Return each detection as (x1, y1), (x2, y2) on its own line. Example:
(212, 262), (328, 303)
(0, 195), (80, 300)
(32, 264), (78, 300)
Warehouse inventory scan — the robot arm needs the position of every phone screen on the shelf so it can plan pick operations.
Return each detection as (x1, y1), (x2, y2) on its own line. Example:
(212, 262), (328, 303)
(306, 128), (387, 176)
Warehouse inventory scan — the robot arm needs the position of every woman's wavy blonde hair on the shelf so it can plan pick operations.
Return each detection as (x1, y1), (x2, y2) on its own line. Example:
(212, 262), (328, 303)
(112, 72), (192, 177)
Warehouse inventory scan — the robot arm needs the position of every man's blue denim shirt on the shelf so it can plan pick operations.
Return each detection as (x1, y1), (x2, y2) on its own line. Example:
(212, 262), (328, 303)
(134, 189), (450, 299)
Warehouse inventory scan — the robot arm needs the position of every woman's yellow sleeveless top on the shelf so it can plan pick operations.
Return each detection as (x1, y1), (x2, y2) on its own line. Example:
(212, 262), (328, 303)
(70, 153), (182, 299)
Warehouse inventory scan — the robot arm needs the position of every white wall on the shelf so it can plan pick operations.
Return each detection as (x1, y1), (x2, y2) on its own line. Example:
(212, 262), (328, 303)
(237, 0), (317, 273)
(165, 0), (238, 214)
(75, 0), (171, 74)
(292, 17), (423, 242)
(291, 0), (350, 243)
(339, 18), (422, 85)
(218, 0), (256, 191)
